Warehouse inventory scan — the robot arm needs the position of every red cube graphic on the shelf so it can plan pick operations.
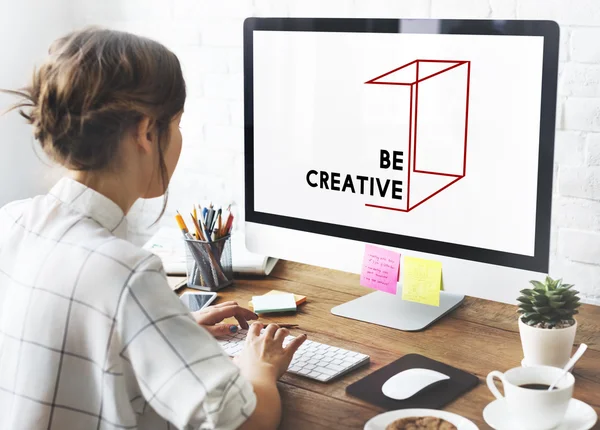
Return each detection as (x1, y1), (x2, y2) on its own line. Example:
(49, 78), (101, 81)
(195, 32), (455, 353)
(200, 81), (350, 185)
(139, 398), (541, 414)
(364, 59), (471, 212)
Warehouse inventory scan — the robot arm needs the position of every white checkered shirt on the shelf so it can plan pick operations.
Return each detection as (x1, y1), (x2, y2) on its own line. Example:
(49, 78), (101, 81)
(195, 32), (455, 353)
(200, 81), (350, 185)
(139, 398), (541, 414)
(0, 177), (256, 430)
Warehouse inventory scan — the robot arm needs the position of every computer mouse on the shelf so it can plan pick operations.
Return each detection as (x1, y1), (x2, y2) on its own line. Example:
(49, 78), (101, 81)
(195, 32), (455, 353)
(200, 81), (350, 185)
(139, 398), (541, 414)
(382, 368), (450, 400)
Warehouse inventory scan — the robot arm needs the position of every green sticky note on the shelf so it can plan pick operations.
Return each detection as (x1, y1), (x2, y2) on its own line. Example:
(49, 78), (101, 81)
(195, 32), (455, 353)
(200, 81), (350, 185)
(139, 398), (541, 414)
(402, 256), (442, 307)
(251, 293), (297, 314)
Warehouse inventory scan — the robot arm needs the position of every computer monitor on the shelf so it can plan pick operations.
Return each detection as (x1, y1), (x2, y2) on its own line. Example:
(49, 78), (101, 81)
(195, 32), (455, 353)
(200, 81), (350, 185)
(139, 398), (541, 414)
(243, 18), (559, 331)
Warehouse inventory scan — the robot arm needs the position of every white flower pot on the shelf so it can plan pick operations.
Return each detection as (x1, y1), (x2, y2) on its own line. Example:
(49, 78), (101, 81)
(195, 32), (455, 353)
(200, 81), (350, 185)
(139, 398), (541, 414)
(518, 317), (577, 368)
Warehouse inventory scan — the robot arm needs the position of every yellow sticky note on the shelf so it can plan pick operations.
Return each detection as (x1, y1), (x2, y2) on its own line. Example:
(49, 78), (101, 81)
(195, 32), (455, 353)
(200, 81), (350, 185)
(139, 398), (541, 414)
(402, 256), (442, 306)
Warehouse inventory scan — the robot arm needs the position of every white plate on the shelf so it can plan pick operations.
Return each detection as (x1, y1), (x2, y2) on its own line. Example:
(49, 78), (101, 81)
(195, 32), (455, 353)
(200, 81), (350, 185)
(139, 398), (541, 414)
(364, 408), (479, 430)
(483, 398), (598, 430)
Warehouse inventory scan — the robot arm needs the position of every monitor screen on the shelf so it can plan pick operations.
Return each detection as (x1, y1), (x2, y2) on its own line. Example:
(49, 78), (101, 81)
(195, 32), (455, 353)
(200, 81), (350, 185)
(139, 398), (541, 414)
(245, 19), (558, 272)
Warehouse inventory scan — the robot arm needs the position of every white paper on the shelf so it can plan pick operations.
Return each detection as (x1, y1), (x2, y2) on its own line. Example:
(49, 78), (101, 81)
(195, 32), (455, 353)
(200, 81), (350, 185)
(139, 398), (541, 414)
(143, 226), (278, 276)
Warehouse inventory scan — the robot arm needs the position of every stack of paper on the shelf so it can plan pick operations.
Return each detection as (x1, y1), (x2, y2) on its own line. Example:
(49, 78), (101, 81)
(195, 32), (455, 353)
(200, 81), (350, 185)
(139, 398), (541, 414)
(251, 293), (297, 314)
(249, 290), (306, 311)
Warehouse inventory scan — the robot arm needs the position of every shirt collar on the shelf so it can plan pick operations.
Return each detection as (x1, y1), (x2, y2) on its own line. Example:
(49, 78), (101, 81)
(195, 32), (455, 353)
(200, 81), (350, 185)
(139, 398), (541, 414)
(49, 177), (128, 240)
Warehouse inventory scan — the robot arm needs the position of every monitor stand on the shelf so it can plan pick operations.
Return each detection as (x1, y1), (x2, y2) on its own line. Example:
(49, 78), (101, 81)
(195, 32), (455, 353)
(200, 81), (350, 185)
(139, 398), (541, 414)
(330, 287), (465, 332)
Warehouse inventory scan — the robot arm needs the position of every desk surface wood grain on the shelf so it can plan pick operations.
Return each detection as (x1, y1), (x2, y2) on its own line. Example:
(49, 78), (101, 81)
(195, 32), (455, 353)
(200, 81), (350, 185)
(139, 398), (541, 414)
(171, 260), (600, 429)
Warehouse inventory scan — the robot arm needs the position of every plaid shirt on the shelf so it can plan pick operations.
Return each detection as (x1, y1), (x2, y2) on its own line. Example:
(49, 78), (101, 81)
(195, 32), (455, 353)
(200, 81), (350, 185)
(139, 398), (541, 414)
(0, 178), (256, 430)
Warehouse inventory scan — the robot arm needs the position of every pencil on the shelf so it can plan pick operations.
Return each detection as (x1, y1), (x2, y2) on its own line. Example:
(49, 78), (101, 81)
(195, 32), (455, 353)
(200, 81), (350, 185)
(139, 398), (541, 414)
(175, 211), (191, 238)
(221, 212), (230, 237)
(190, 212), (205, 241)
(225, 213), (234, 235)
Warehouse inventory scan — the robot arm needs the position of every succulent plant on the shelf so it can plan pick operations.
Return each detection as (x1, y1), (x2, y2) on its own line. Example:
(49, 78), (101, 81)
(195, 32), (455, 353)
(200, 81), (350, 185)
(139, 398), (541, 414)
(517, 276), (581, 328)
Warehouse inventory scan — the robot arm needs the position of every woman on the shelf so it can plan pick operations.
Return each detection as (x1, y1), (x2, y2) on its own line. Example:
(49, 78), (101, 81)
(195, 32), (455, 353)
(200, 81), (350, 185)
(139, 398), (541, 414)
(0, 27), (305, 430)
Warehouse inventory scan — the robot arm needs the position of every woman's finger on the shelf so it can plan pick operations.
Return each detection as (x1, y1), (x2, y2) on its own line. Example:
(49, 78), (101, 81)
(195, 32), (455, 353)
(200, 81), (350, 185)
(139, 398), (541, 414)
(274, 328), (289, 345)
(234, 315), (250, 330)
(203, 323), (239, 337)
(211, 301), (238, 308)
(284, 334), (307, 358)
(199, 305), (258, 326)
(247, 322), (263, 339)
(263, 323), (280, 339)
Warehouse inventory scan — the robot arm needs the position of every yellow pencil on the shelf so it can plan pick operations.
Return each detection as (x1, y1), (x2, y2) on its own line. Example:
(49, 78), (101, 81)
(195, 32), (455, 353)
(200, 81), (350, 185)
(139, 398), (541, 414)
(175, 211), (191, 237)
(190, 212), (204, 240)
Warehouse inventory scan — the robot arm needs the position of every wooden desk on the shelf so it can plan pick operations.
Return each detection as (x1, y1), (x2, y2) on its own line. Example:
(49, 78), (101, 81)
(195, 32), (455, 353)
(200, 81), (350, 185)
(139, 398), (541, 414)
(170, 260), (600, 429)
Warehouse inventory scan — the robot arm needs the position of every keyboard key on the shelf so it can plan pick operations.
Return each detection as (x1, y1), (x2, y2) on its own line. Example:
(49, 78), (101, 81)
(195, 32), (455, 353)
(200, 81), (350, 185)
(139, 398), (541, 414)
(314, 366), (336, 376)
(325, 363), (345, 372)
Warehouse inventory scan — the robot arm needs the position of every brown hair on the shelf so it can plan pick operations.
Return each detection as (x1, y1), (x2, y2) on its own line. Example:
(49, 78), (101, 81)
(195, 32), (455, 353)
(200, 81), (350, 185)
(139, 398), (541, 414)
(2, 26), (186, 216)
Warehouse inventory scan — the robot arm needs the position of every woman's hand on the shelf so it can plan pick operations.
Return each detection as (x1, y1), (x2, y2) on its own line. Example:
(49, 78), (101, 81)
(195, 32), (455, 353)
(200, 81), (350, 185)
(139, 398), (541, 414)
(192, 301), (258, 337)
(234, 322), (307, 382)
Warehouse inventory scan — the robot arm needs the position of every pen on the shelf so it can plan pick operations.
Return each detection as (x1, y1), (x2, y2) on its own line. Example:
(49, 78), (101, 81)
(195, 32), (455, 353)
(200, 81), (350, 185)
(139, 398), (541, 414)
(198, 211), (212, 242)
(214, 209), (222, 235)
(206, 207), (215, 233)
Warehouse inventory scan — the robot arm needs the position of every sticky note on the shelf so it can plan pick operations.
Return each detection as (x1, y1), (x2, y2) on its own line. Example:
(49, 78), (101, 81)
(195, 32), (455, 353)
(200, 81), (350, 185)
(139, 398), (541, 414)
(360, 244), (401, 294)
(251, 293), (297, 314)
(402, 256), (442, 306)
(249, 290), (306, 310)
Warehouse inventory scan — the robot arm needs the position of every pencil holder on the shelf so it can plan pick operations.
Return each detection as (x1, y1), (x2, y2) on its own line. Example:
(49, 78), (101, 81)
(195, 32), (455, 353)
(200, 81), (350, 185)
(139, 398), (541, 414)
(184, 235), (233, 291)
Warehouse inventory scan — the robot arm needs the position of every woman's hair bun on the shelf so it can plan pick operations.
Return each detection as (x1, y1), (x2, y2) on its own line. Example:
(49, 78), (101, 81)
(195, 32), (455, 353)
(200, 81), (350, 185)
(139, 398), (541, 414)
(3, 26), (186, 171)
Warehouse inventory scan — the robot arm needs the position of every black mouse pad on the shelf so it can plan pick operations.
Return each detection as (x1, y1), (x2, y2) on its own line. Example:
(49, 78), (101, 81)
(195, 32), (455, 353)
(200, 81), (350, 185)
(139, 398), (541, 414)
(346, 354), (479, 410)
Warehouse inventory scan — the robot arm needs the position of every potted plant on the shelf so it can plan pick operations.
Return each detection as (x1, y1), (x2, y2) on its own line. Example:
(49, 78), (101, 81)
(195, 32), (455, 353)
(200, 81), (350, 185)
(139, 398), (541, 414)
(517, 276), (581, 368)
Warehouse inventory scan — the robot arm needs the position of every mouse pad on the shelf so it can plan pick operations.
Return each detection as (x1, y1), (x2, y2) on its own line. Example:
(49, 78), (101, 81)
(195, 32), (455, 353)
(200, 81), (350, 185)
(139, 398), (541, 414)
(346, 354), (479, 410)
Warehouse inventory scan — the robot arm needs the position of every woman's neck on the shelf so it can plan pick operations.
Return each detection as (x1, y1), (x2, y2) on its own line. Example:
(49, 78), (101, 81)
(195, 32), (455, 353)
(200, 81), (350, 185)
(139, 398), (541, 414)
(69, 170), (138, 215)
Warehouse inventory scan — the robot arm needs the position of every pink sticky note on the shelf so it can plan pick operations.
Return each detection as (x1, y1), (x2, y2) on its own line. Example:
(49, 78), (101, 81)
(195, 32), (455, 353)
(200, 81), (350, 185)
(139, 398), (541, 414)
(360, 244), (401, 294)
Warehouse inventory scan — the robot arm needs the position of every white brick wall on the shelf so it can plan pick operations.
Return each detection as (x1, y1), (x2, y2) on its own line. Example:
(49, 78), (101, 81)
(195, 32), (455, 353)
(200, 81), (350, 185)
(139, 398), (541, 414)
(72, 0), (600, 304)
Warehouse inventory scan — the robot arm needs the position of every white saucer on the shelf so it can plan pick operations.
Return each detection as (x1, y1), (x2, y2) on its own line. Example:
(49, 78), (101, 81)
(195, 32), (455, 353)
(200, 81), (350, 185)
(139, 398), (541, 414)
(483, 398), (597, 430)
(364, 408), (478, 430)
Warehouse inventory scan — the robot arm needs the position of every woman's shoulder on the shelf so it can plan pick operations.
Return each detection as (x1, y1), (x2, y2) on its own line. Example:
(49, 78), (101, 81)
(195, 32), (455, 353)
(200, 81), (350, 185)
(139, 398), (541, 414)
(0, 198), (32, 238)
(92, 235), (165, 276)
(0, 197), (32, 219)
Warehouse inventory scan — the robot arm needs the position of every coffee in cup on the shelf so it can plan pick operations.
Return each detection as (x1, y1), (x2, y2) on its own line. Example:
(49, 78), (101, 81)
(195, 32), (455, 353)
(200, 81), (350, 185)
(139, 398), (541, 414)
(486, 365), (574, 430)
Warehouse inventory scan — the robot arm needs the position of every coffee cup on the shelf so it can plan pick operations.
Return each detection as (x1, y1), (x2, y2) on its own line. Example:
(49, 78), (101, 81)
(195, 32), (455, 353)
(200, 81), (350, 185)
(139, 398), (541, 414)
(486, 365), (574, 430)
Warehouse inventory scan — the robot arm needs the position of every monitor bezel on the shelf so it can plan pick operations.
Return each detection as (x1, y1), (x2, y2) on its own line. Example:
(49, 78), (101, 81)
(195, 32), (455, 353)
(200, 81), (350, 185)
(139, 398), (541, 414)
(243, 18), (559, 273)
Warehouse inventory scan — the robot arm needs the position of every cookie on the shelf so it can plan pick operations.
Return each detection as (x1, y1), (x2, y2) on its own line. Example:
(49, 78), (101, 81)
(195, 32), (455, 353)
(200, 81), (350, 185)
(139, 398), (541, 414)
(385, 416), (458, 430)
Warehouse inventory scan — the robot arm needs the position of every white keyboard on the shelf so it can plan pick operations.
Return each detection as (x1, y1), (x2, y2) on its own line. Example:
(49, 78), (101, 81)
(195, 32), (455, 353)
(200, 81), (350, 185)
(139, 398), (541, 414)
(217, 329), (370, 382)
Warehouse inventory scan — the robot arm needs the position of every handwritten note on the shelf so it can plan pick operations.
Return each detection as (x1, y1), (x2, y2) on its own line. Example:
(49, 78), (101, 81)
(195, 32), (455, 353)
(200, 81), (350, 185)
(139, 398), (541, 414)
(402, 256), (442, 306)
(360, 244), (400, 294)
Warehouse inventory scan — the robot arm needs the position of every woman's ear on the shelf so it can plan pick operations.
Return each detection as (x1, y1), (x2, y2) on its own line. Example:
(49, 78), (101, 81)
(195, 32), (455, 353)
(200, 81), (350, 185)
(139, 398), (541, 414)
(134, 116), (155, 154)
